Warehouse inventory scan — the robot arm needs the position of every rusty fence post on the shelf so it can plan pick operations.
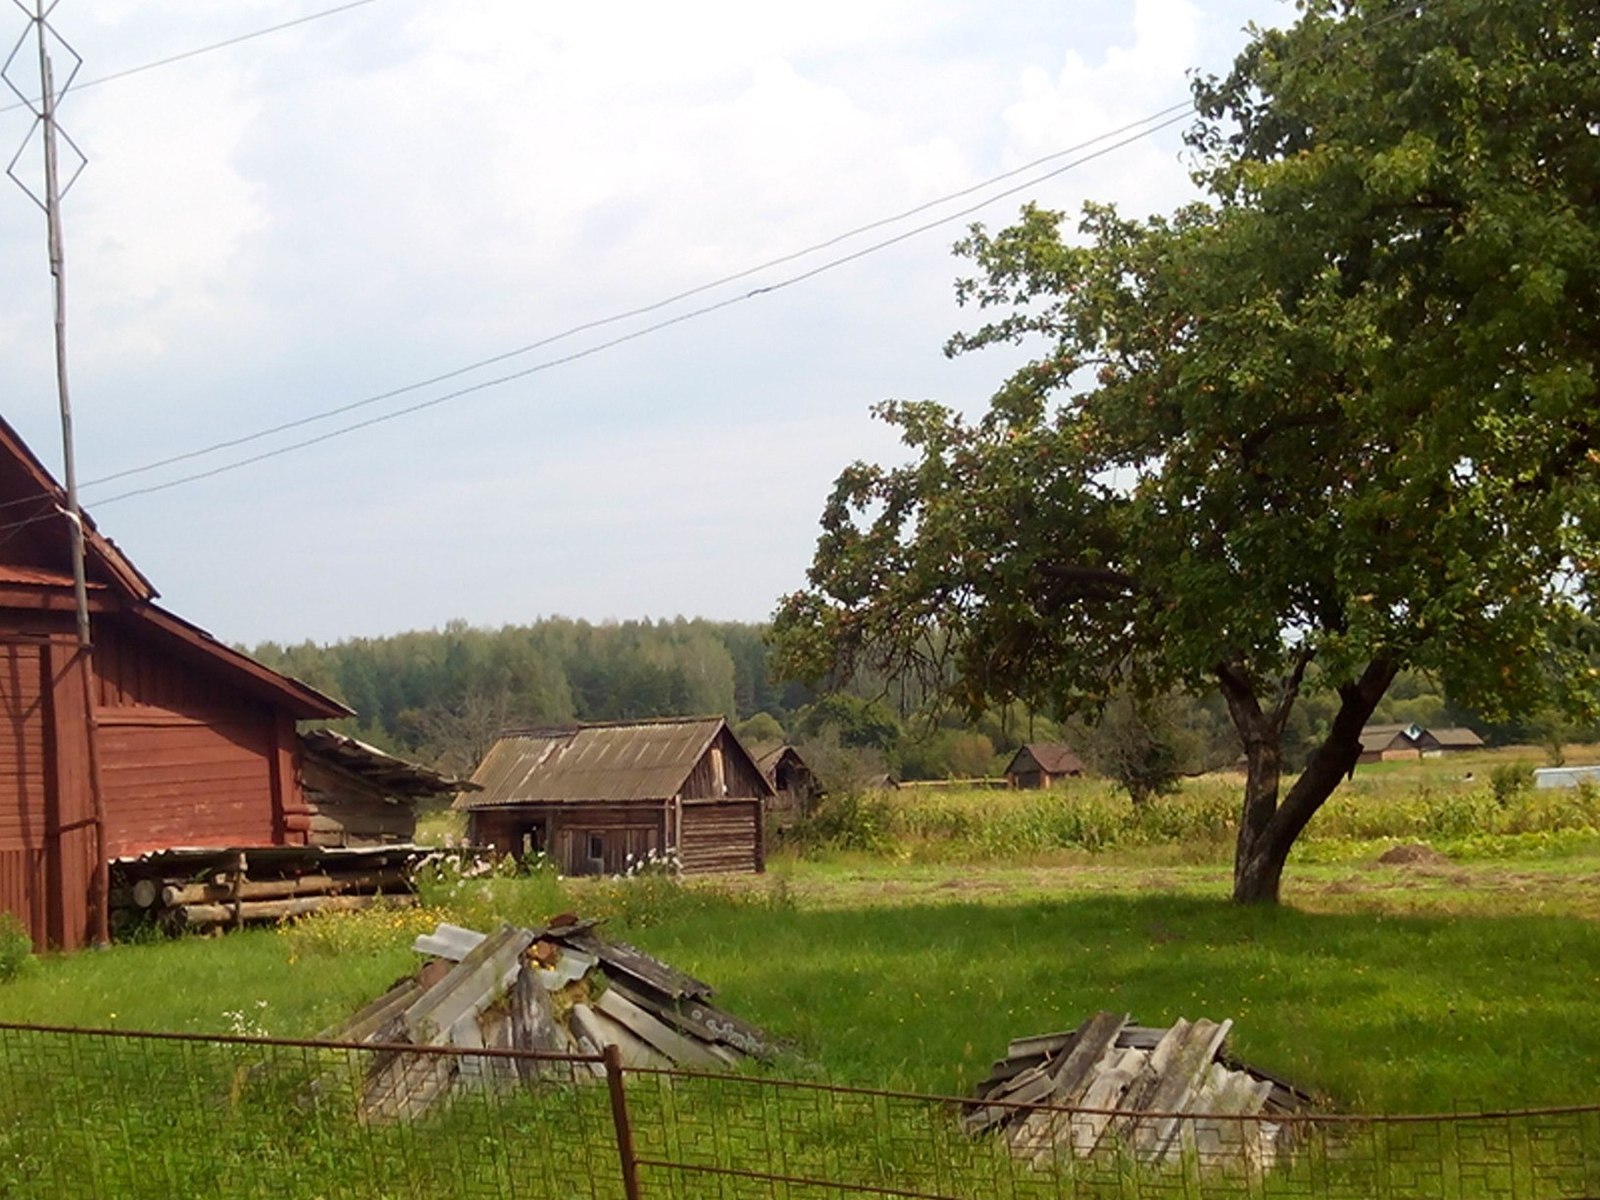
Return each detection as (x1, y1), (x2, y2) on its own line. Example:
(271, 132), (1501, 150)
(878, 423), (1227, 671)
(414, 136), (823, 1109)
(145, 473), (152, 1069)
(603, 1042), (644, 1200)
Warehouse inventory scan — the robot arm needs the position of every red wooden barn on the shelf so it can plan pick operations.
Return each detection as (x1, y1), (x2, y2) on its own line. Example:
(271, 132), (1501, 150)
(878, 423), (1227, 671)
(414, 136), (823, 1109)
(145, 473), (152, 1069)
(0, 416), (348, 950)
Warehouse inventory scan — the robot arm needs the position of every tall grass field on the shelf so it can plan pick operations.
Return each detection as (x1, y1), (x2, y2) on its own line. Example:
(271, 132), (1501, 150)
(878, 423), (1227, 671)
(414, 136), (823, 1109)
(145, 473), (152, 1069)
(1, 749), (1597, 1196)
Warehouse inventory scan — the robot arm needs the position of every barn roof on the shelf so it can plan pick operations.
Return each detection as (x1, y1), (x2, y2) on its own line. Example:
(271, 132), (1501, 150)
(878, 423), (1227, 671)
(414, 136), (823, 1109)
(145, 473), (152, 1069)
(457, 716), (766, 809)
(1008, 743), (1085, 776)
(755, 744), (807, 778)
(0, 414), (348, 720)
(302, 729), (476, 798)
(1427, 726), (1484, 749)
(1358, 723), (1422, 754)
(0, 413), (153, 600)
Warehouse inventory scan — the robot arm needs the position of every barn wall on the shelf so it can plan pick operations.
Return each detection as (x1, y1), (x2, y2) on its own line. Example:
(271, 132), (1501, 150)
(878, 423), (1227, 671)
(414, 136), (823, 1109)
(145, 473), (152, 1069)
(681, 728), (768, 800)
(679, 800), (761, 874)
(302, 759), (417, 847)
(0, 640), (50, 948)
(91, 621), (288, 857)
(0, 633), (98, 951)
(468, 803), (665, 876)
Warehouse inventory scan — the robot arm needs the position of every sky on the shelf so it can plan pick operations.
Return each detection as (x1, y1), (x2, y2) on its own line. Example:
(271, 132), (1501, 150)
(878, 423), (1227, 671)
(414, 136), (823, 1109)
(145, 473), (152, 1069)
(0, 0), (1291, 647)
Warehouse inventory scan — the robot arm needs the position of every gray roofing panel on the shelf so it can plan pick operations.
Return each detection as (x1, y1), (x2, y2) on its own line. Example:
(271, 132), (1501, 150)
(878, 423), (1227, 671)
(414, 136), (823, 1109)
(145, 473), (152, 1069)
(458, 717), (725, 809)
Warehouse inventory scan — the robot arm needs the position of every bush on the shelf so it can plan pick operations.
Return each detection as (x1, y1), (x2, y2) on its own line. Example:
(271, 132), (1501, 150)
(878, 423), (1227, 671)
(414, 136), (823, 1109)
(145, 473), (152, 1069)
(788, 790), (897, 855)
(1490, 761), (1535, 806)
(0, 912), (35, 982)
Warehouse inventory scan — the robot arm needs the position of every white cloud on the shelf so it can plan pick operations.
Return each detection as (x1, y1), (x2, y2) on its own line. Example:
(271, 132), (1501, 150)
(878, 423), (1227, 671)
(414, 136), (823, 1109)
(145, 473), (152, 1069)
(0, 0), (1291, 644)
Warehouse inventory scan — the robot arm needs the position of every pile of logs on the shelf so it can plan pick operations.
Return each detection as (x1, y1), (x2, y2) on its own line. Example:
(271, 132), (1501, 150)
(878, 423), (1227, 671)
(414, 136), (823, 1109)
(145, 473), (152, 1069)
(965, 1012), (1312, 1172)
(329, 916), (780, 1121)
(114, 846), (419, 931)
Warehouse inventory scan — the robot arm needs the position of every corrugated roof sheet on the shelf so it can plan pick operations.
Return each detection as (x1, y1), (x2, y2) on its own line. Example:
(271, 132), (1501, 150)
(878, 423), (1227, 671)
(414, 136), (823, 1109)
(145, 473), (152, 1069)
(302, 728), (475, 798)
(1429, 726), (1484, 749)
(457, 717), (726, 809)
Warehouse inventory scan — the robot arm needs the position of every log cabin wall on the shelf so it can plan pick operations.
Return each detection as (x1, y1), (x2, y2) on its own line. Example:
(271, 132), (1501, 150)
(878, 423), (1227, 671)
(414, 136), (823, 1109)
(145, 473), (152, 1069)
(90, 620), (293, 857)
(679, 799), (762, 874)
(468, 803), (665, 876)
(301, 758), (418, 847)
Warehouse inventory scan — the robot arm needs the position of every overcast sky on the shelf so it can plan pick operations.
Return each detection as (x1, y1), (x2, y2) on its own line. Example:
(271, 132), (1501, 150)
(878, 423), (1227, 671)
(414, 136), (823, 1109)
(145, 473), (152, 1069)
(0, 0), (1288, 646)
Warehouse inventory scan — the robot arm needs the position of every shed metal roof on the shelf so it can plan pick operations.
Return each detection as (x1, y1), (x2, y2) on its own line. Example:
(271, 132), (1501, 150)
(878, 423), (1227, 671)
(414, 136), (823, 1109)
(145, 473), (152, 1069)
(456, 716), (729, 809)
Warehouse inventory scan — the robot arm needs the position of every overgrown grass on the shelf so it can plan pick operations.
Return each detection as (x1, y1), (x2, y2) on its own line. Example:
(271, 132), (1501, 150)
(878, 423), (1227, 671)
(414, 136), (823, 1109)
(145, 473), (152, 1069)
(789, 752), (1600, 865)
(2, 746), (1598, 1126)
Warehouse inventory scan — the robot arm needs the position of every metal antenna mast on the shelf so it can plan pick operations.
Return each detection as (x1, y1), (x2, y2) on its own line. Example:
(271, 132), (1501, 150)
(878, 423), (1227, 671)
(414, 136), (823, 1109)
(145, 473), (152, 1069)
(5, 0), (108, 946)
(6, 0), (89, 637)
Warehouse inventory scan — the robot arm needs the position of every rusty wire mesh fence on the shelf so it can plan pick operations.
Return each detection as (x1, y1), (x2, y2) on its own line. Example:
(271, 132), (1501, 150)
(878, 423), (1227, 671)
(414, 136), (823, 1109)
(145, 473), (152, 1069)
(2, 1023), (1598, 1200)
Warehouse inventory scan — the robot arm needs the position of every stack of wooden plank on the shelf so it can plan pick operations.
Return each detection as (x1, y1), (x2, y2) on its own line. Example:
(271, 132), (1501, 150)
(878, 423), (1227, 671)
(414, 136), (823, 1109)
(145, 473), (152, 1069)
(329, 917), (780, 1120)
(965, 1012), (1312, 1172)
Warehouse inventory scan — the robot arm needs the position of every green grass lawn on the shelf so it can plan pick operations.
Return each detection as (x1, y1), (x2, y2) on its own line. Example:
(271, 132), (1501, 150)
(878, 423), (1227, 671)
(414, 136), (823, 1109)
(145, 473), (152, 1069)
(3, 846), (1598, 1115)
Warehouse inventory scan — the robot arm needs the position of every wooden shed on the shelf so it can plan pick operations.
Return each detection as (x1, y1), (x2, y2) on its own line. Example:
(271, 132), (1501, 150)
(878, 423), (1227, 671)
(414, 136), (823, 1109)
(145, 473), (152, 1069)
(755, 744), (824, 830)
(458, 717), (771, 876)
(1356, 723), (1424, 764)
(0, 415), (348, 950)
(300, 729), (472, 847)
(1004, 743), (1085, 789)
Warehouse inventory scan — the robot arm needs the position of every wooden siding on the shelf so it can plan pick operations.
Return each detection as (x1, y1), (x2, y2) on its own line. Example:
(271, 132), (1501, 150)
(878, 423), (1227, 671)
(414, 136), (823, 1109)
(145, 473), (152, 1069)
(302, 759), (417, 847)
(0, 642), (48, 854)
(0, 637), (97, 950)
(681, 728), (768, 800)
(469, 803), (665, 877)
(97, 715), (276, 856)
(88, 621), (296, 858)
(679, 800), (761, 875)
(93, 621), (237, 715)
(0, 640), (48, 946)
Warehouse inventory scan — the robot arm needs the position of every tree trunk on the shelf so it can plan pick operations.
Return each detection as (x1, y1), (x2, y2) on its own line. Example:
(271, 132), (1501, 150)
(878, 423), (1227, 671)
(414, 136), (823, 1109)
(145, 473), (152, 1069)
(1219, 657), (1397, 906)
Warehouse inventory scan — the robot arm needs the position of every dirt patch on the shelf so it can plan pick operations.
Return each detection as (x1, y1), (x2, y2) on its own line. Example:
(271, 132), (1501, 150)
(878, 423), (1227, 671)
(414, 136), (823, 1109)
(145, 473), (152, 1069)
(1377, 843), (1451, 866)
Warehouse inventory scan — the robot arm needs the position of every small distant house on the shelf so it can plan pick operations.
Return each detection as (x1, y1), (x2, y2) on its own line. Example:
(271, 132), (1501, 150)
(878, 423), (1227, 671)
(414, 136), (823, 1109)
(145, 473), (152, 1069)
(457, 716), (771, 876)
(755, 744), (824, 829)
(1004, 743), (1085, 789)
(1357, 723), (1484, 764)
(300, 729), (474, 847)
(1357, 723), (1424, 763)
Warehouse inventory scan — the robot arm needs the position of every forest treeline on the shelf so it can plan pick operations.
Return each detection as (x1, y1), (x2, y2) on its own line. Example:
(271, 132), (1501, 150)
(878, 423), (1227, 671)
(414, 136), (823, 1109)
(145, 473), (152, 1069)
(250, 617), (1582, 782)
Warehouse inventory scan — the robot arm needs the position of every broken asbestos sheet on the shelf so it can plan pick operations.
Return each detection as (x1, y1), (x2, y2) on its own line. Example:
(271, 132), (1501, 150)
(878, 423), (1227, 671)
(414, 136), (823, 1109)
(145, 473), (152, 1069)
(965, 1012), (1313, 1171)
(328, 916), (780, 1121)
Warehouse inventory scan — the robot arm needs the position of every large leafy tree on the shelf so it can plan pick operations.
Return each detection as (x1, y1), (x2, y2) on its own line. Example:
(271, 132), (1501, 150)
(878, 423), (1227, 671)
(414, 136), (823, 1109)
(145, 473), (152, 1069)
(774, 0), (1600, 903)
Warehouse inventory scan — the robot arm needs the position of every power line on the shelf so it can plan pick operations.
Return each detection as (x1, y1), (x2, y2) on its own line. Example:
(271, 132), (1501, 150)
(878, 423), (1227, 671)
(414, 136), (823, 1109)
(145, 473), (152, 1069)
(74, 0), (1435, 502)
(88, 111), (1195, 507)
(80, 101), (1196, 492)
(0, 0), (1436, 535)
(0, 0), (381, 116)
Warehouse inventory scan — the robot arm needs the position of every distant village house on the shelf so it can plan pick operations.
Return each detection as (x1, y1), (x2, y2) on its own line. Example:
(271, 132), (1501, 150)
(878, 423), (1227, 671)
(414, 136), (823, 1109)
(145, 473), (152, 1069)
(1004, 743), (1085, 789)
(755, 744), (823, 830)
(457, 716), (770, 876)
(1356, 722), (1484, 765)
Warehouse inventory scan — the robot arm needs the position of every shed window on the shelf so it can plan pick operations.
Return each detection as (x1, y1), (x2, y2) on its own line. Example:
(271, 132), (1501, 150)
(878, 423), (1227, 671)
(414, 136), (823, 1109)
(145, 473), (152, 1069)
(586, 833), (605, 870)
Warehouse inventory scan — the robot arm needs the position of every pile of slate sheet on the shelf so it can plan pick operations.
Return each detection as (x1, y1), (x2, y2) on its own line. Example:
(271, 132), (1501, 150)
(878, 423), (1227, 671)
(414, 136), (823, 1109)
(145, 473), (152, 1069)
(964, 1012), (1312, 1171)
(328, 916), (779, 1120)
